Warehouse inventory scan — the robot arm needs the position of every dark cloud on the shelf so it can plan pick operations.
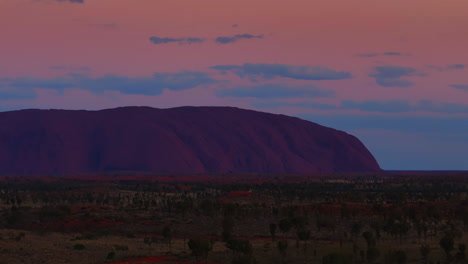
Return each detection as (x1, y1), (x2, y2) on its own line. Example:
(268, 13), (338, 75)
(216, 84), (334, 98)
(357, 53), (379, 58)
(357, 52), (408, 58)
(88, 23), (118, 29)
(0, 71), (217, 100)
(450, 84), (468, 91)
(56, 0), (84, 3)
(447, 64), (465, 70)
(252, 98), (468, 114)
(50, 65), (91, 71)
(252, 100), (337, 110)
(383, 52), (403, 56)
(369, 65), (420, 87)
(427, 64), (465, 71)
(232, 24), (239, 28)
(149, 36), (205, 45)
(211, 63), (352, 81)
(215, 34), (263, 44)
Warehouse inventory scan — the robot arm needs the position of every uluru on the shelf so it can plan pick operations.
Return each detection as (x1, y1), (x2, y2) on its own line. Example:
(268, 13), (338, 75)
(0, 106), (380, 175)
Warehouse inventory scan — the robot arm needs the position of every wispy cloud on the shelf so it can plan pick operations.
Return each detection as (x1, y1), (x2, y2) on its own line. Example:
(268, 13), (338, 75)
(50, 65), (91, 71)
(149, 36), (205, 45)
(216, 84), (334, 98)
(449, 84), (468, 91)
(215, 34), (263, 44)
(54, 0), (84, 3)
(369, 65), (421, 87)
(357, 52), (409, 58)
(427, 64), (466, 71)
(88, 23), (118, 30)
(211, 63), (352, 81)
(0, 71), (217, 100)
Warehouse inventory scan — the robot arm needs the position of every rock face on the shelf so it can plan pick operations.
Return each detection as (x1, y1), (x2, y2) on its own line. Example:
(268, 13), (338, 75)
(0, 106), (381, 175)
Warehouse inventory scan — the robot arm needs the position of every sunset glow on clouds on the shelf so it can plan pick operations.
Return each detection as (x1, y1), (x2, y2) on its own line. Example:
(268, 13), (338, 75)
(1, 0), (467, 170)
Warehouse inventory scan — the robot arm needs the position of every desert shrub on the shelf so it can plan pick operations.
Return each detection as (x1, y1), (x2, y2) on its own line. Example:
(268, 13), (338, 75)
(188, 238), (212, 260)
(115, 245), (129, 251)
(14, 232), (25, 241)
(106, 251), (115, 260)
(384, 250), (407, 264)
(73, 243), (86, 250)
(322, 252), (352, 264)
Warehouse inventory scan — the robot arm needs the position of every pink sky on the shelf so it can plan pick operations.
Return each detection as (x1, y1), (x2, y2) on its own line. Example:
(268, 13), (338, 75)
(0, 0), (467, 170)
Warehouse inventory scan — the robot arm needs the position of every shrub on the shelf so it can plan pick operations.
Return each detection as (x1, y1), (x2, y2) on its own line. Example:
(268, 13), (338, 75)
(115, 245), (129, 251)
(106, 251), (115, 260)
(73, 243), (86, 250)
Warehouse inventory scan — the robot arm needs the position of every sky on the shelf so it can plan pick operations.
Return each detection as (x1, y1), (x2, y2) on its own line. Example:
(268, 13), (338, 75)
(1, 0), (467, 170)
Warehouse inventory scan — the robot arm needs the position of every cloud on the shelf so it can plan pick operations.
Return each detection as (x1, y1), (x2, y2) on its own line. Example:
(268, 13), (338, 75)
(383, 52), (403, 56)
(149, 36), (205, 45)
(357, 52), (408, 58)
(341, 99), (468, 114)
(447, 64), (465, 70)
(357, 53), (379, 58)
(450, 84), (468, 91)
(216, 84), (334, 99)
(211, 63), (352, 81)
(369, 65), (420, 87)
(88, 23), (118, 30)
(252, 100), (337, 110)
(50, 65), (91, 71)
(56, 0), (84, 3)
(215, 34), (263, 44)
(0, 71), (217, 100)
(232, 24), (239, 28)
(252, 98), (468, 114)
(426, 64), (465, 71)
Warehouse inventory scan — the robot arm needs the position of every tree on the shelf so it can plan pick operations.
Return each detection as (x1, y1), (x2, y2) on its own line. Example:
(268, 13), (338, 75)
(144, 237), (157, 256)
(162, 226), (172, 253)
(367, 247), (380, 264)
(188, 239), (213, 261)
(279, 218), (292, 234)
(277, 240), (288, 263)
(222, 215), (234, 241)
(362, 231), (376, 248)
(226, 239), (254, 264)
(439, 234), (454, 260)
(226, 239), (253, 256)
(322, 252), (352, 264)
(456, 243), (466, 260)
(420, 245), (430, 264)
(384, 250), (407, 264)
(269, 223), (277, 241)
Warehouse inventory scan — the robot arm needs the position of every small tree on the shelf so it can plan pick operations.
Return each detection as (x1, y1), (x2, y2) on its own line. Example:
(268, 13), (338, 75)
(162, 226), (172, 253)
(440, 234), (454, 260)
(270, 223), (277, 241)
(279, 219), (292, 234)
(144, 237), (157, 256)
(222, 215), (234, 241)
(188, 238), (213, 261)
(277, 240), (288, 263)
(362, 231), (375, 248)
(366, 247), (380, 264)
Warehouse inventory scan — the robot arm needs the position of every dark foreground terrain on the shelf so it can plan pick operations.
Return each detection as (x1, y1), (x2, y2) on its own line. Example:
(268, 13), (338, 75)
(1, 172), (468, 264)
